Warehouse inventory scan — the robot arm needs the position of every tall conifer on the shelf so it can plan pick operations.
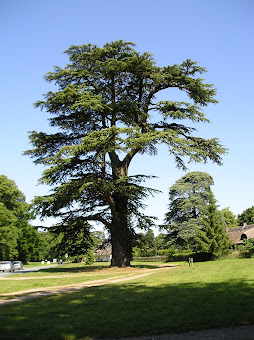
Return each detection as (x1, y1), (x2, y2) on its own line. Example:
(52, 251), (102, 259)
(25, 41), (226, 266)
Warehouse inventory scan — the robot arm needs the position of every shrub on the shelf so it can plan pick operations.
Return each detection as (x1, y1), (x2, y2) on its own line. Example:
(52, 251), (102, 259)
(241, 239), (254, 258)
(132, 247), (157, 257)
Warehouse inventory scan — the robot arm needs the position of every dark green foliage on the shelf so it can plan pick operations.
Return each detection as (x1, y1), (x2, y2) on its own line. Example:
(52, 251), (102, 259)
(240, 239), (254, 258)
(37, 229), (106, 263)
(164, 172), (214, 247)
(165, 172), (230, 259)
(16, 224), (45, 263)
(25, 40), (226, 266)
(237, 206), (254, 226)
(51, 219), (94, 263)
(0, 202), (19, 259)
(133, 229), (157, 257)
(155, 233), (170, 250)
(0, 175), (44, 262)
(194, 195), (230, 258)
(39, 231), (63, 260)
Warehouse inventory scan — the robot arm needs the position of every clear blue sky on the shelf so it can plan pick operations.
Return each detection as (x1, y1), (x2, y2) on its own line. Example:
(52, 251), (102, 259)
(1, 0), (253, 230)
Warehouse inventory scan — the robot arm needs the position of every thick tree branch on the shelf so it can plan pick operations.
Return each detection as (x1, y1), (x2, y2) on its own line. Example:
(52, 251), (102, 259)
(85, 214), (112, 229)
(121, 146), (140, 175)
(103, 191), (117, 221)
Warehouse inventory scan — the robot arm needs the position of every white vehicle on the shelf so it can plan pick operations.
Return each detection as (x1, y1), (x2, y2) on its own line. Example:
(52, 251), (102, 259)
(0, 261), (14, 272)
(12, 261), (24, 270)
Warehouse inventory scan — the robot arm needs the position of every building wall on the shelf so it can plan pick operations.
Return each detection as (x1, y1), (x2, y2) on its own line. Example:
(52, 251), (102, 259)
(96, 255), (111, 262)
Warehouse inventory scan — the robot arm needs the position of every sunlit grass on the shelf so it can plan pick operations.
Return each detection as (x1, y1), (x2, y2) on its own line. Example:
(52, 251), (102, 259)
(0, 258), (253, 339)
(24, 261), (58, 267)
(0, 262), (166, 295)
(0, 273), (125, 295)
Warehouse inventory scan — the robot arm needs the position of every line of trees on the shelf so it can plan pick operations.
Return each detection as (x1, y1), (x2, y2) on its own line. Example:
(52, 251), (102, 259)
(0, 175), (106, 263)
(0, 175), (44, 262)
(0, 173), (253, 262)
(134, 172), (253, 260)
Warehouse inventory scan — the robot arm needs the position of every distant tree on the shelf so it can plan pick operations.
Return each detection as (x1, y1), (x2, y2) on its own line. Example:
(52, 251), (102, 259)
(194, 194), (230, 258)
(25, 40), (226, 267)
(155, 233), (167, 250)
(0, 175), (45, 262)
(0, 202), (19, 260)
(0, 175), (32, 260)
(91, 231), (107, 248)
(38, 229), (105, 263)
(17, 225), (45, 263)
(237, 206), (254, 226)
(143, 229), (156, 249)
(164, 172), (229, 258)
(39, 230), (62, 260)
(220, 207), (238, 228)
(155, 233), (173, 250)
(133, 229), (157, 257)
(164, 172), (214, 246)
(0, 175), (26, 212)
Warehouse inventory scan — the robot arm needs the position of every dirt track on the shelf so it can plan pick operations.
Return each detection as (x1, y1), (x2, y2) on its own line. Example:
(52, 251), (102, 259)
(0, 266), (173, 305)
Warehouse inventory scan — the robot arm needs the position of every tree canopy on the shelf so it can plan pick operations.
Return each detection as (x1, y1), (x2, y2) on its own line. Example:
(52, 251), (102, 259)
(164, 172), (230, 258)
(221, 207), (238, 228)
(194, 194), (230, 258)
(237, 206), (254, 226)
(165, 171), (214, 222)
(0, 175), (44, 262)
(25, 40), (226, 267)
(164, 172), (214, 244)
(133, 229), (157, 257)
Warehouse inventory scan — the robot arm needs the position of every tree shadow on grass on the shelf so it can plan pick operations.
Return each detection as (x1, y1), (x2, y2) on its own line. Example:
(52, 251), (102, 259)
(0, 279), (253, 339)
(131, 264), (170, 269)
(36, 263), (164, 274)
(36, 263), (112, 274)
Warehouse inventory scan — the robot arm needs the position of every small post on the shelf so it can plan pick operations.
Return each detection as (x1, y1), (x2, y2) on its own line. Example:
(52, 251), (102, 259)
(188, 257), (193, 267)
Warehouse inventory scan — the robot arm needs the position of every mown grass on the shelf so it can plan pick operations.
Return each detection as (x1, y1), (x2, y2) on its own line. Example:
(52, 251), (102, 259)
(0, 262), (164, 295)
(0, 273), (127, 295)
(0, 258), (253, 339)
(25, 261), (59, 267)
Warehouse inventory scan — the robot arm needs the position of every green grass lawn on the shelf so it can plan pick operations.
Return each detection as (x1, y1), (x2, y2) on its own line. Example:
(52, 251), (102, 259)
(24, 261), (60, 267)
(0, 258), (253, 339)
(0, 262), (159, 295)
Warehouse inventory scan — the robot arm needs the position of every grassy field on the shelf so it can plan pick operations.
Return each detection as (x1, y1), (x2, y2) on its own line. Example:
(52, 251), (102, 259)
(0, 258), (253, 339)
(23, 261), (61, 267)
(0, 262), (159, 295)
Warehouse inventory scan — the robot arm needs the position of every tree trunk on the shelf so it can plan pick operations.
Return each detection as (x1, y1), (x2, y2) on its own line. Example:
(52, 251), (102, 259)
(110, 195), (132, 267)
(111, 231), (131, 267)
